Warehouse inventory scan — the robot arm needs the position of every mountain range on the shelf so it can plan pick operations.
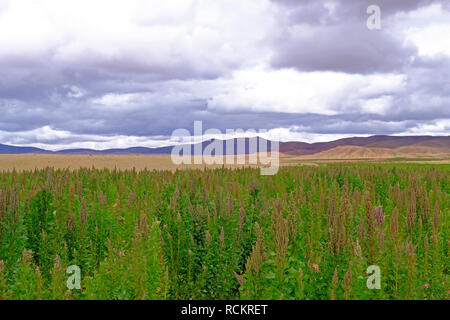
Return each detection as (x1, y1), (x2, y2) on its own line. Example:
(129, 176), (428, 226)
(0, 135), (449, 158)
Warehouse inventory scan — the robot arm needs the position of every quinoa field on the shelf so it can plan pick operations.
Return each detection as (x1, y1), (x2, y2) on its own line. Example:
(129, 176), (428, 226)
(0, 164), (448, 300)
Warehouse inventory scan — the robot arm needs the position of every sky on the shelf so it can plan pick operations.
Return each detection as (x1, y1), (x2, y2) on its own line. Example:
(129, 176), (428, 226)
(0, 0), (449, 150)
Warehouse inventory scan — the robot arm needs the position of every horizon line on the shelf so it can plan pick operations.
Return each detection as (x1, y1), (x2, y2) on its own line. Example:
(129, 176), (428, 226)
(0, 134), (449, 153)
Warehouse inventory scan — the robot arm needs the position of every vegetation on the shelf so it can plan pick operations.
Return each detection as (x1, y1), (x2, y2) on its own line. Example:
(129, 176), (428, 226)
(0, 164), (448, 300)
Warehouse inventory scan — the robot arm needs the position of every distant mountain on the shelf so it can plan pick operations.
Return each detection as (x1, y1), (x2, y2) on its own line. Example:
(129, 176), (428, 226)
(279, 135), (450, 156)
(0, 136), (449, 157)
(57, 138), (276, 155)
(0, 144), (50, 154)
(56, 146), (174, 155)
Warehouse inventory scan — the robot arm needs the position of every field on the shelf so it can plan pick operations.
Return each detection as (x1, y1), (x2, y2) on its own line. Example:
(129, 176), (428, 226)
(0, 154), (448, 172)
(0, 154), (279, 172)
(0, 161), (448, 300)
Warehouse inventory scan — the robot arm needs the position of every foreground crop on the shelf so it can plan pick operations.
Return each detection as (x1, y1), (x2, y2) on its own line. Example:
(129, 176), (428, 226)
(0, 164), (448, 300)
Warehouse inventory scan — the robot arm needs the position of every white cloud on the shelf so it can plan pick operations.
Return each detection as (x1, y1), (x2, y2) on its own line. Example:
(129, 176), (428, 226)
(260, 128), (370, 143)
(85, 68), (406, 118)
(93, 93), (142, 108)
(397, 3), (450, 57)
(65, 85), (84, 98)
(207, 69), (405, 116)
(402, 119), (450, 136)
(0, 125), (173, 151)
(360, 96), (394, 115)
(0, 0), (276, 76)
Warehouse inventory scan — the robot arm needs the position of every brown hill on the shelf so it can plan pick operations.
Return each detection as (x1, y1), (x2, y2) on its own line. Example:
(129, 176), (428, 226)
(280, 136), (450, 157)
(293, 145), (450, 159)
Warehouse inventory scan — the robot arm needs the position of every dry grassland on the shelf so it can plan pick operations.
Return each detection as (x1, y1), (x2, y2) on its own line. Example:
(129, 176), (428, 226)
(0, 153), (447, 172)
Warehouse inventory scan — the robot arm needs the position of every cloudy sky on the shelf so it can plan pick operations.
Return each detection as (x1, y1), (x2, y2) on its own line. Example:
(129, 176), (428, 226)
(0, 0), (449, 150)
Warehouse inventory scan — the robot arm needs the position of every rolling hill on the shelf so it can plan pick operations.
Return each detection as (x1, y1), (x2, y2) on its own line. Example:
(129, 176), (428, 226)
(0, 135), (449, 159)
(278, 135), (450, 156)
(0, 144), (50, 154)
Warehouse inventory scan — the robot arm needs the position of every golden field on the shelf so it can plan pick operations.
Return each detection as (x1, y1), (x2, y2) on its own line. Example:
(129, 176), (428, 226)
(0, 153), (448, 171)
(0, 153), (284, 171)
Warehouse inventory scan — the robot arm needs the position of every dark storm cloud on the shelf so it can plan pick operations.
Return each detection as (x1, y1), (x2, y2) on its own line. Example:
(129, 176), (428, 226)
(269, 0), (441, 74)
(274, 0), (440, 20)
(272, 23), (417, 74)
